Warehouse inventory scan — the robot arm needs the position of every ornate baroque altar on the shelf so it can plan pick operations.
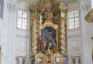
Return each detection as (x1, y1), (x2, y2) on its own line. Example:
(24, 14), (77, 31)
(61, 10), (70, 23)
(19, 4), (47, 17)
(30, 0), (68, 64)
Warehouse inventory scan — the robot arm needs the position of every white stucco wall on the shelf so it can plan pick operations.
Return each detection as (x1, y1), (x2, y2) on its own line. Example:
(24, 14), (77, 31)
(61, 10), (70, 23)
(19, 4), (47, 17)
(16, 3), (31, 64)
(0, 0), (17, 64)
(67, 2), (82, 64)
(80, 0), (93, 64)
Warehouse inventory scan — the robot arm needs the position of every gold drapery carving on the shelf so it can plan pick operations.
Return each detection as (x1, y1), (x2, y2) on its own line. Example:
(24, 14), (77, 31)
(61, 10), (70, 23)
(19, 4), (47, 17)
(39, 20), (58, 30)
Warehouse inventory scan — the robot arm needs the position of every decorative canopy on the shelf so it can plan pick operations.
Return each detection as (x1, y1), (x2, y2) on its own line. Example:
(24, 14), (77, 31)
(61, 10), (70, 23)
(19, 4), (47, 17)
(30, 0), (60, 13)
(39, 20), (58, 30)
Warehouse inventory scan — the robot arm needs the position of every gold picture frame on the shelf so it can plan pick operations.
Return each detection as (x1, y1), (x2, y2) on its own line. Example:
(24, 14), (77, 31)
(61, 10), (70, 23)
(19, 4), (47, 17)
(39, 20), (59, 50)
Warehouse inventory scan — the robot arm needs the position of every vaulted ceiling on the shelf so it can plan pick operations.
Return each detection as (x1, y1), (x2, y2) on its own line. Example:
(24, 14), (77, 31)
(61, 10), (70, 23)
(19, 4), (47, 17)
(18, 0), (76, 5)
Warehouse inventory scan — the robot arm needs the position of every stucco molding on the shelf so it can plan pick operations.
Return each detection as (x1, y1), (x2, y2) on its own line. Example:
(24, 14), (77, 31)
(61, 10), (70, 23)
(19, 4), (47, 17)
(80, 3), (90, 12)
(7, 2), (17, 12)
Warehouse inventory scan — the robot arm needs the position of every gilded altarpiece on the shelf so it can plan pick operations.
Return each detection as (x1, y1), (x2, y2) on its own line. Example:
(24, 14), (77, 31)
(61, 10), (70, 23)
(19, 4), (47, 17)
(30, 0), (67, 64)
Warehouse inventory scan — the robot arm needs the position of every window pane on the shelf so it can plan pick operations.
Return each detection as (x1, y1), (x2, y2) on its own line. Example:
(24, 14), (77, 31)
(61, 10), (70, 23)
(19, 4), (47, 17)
(69, 11), (74, 18)
(23, 19), (26, 23)
(18, 18), (22, 22)
(75, 18), (79, 24)
(69, 10), (79, 29)
(69, 19), (74, 29)
(23, 12), (27, 18)
(75, 10), (78, 14)
(17, 11), (27, 29)
(23, 25), (26, 29)
(18, 11), (22, 17)
(23, 19), (27, 29)
(75, 18), (79, 28)
(18, 18), (22, 28)
(69, 14), (72, 18)
(75, 10), (79, 17)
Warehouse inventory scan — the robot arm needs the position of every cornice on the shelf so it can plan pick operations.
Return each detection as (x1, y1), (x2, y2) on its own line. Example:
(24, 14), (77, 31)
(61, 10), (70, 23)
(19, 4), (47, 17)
(7, 2), (17, 12)
(67, 1), (79, 6)
(17, 1), (30, 5)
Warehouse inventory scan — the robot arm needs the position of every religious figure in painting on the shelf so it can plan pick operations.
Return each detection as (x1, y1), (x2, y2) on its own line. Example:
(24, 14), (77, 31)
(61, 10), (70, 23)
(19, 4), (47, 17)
(48, 42), (52, 49)
(43, 37), (47, 50)
(40, 34), (47, 50)
(40, 27), (57, 52)
(52, 41), (57, 53)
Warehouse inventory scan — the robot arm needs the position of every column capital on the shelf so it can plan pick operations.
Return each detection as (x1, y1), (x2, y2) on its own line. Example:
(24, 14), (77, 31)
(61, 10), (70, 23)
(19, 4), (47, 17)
(7, 2), (17, 12)
(32, 17), (39, 23)
(59, 2), (68, 11)
(58, 18), (65, 24)
(60, 18), (65, 22)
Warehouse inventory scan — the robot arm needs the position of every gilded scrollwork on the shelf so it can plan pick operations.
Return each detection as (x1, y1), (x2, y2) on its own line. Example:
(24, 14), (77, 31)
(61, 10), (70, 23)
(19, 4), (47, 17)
(30, 0), (68, 63)
(34, 49), (62, 64)
(30, 2), (39, 12)
(44, 11), (53, 20)
(39, 21), (58, 30)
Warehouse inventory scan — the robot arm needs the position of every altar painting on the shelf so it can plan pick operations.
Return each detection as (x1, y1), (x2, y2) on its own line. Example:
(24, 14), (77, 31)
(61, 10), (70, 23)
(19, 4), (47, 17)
(40, 27), (57, 52)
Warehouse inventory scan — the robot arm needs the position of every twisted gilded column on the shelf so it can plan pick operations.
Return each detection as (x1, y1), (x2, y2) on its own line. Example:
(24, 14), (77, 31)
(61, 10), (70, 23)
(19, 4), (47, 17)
(30, 2), (39, 55)
(60, 18), (66, 56)
(59, 2), (67, 57)
(32, 18), (38, 55)
(37, 16), (41, 51)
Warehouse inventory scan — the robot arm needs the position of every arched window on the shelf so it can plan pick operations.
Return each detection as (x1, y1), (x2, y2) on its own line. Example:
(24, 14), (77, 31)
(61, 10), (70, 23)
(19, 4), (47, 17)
(68, 9), (80, 29)
(17, 10), (27, 29)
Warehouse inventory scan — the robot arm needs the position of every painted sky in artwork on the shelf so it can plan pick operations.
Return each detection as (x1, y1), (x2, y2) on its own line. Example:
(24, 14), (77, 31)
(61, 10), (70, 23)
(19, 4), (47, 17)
(41, 27), (56, 42)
